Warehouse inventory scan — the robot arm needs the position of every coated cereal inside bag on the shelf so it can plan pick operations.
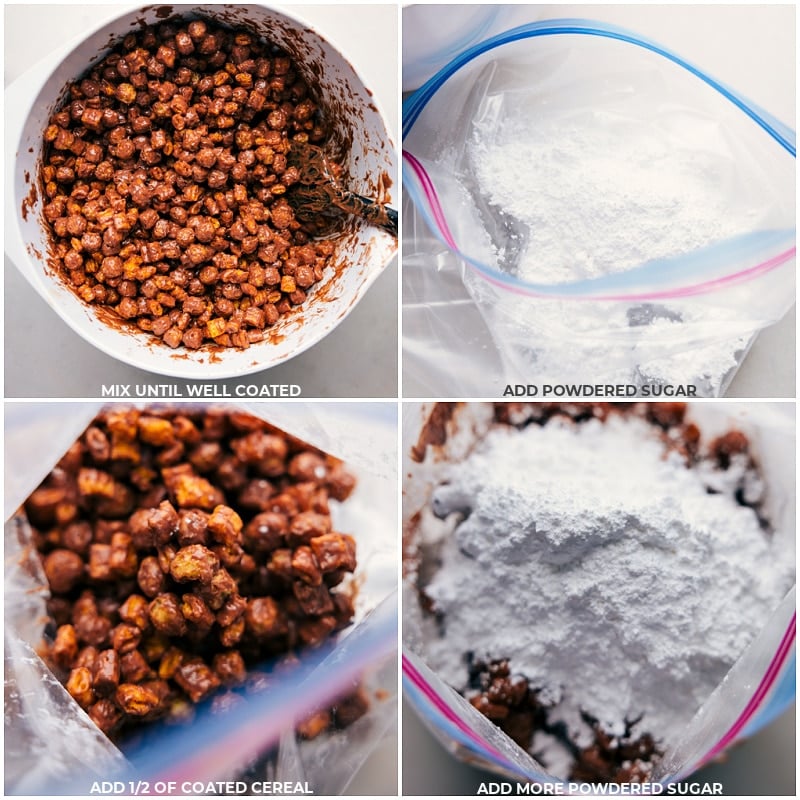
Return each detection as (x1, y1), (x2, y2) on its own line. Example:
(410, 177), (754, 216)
(23, 406), (368, 743)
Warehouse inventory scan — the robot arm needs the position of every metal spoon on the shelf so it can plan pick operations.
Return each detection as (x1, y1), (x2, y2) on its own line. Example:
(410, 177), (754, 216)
(286, 141), (398, 237)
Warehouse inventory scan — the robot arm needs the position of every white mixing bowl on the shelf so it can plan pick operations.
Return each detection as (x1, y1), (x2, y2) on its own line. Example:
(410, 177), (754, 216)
(6, 3), (397, 379)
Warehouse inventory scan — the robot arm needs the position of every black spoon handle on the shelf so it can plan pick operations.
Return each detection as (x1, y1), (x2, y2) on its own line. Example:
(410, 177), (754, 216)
(338, 191), (398, 237)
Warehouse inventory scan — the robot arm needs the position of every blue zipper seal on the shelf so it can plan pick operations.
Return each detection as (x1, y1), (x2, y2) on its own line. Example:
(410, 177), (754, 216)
(403, 18), (795, 157)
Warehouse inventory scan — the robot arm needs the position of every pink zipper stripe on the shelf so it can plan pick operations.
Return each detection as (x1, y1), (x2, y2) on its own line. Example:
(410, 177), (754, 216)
(403, 653), (514, 766)
(699, 614), (795, 767)
(618, 247), (795, 301)
(405, 149), (795, 301)
(473, 245), (795, 302)
(406, 612), (794, 785)
(403, 152), (460, 252)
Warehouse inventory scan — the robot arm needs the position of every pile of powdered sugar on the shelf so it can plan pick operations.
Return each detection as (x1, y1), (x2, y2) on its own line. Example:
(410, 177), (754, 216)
(457, 114), (762, 394)
(469, 114), (756, 284)
(422, 413), (792, 776)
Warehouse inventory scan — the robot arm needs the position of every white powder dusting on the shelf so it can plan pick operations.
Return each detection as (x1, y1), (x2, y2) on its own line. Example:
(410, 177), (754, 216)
(476, 294), (752, 393)
(469, 116), (756, 284)
(459, 112), (764, 393)
(421, 414), (792, 776)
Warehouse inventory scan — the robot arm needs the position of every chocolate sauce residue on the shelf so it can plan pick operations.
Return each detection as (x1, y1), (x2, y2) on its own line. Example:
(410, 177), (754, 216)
(410, 403), (458, 463)
(137, 5), (175, 25)
(402, 509), (423, 578)
(286, 142), (396, 235)
(21, 172), (37, 221)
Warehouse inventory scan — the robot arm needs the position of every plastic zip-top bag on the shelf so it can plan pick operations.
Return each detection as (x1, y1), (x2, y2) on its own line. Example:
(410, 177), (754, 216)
(403, 17), (795, 397)
(4, 402), (397, 795)
(402, 5), (512, 92)
(402, 402), (795, 790)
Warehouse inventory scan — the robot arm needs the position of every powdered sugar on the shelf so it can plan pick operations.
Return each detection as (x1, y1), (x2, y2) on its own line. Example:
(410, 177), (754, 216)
(421, 414), (792, 776)
(469, 111), (756, 284)
(454, 96), (772, 395)
(471, 290), (752, 392)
